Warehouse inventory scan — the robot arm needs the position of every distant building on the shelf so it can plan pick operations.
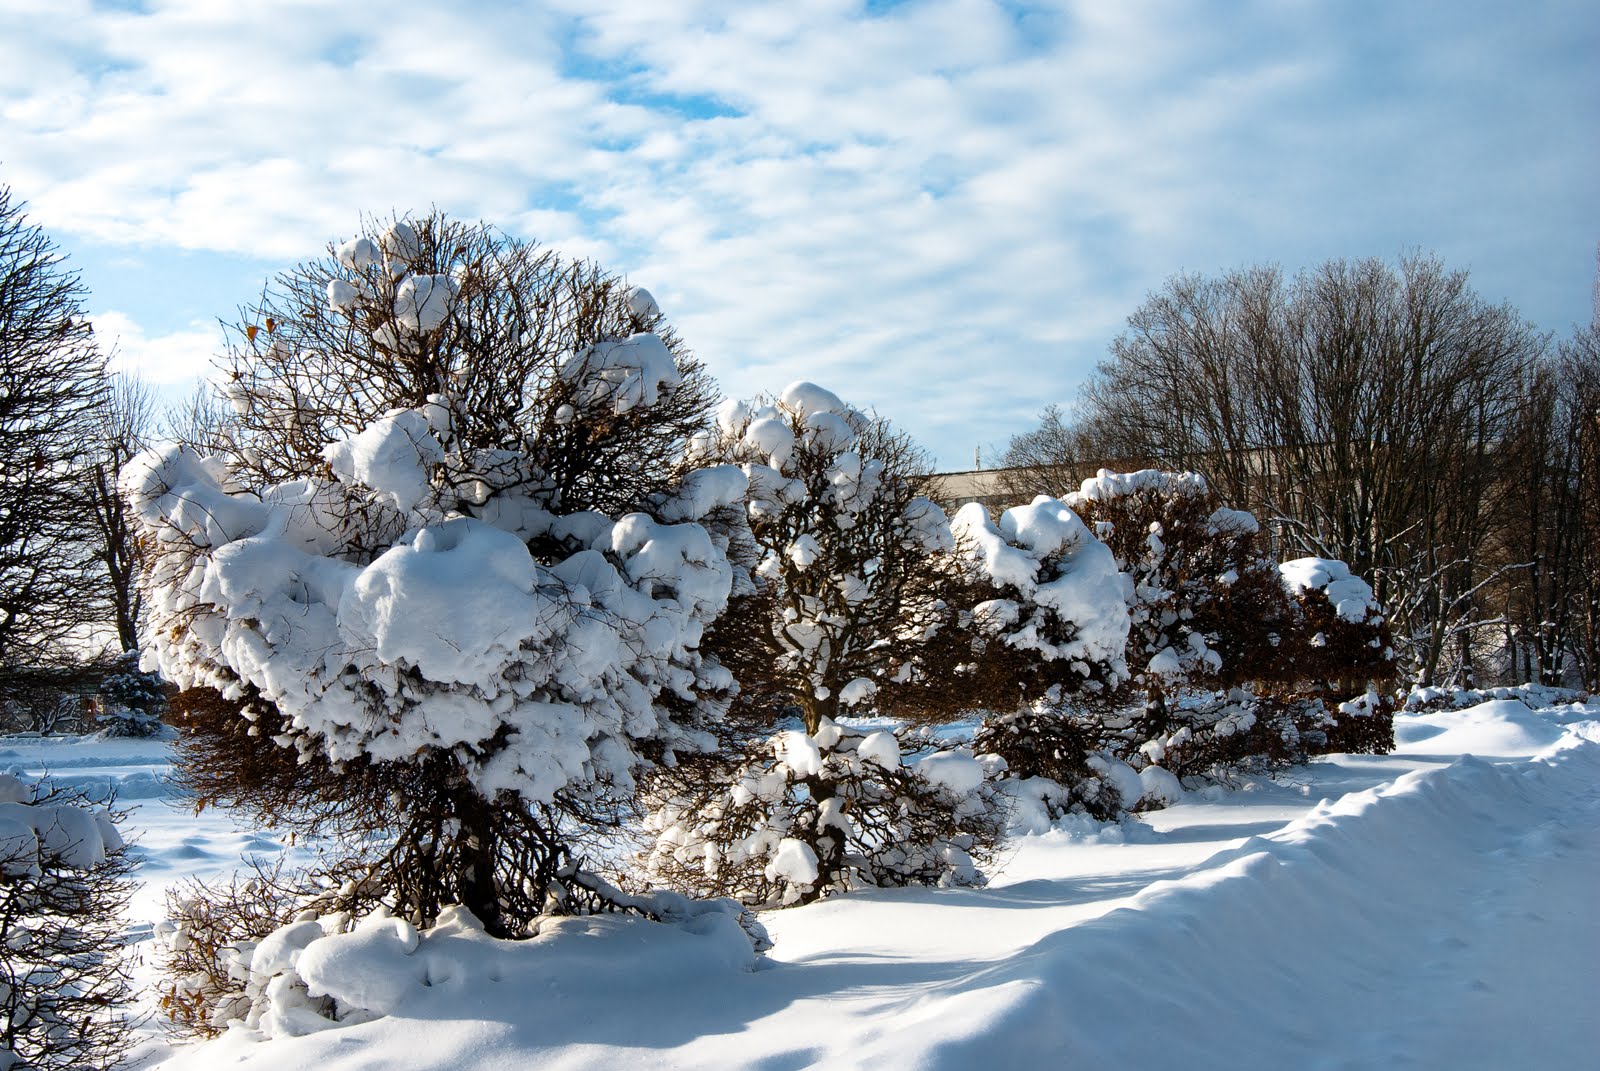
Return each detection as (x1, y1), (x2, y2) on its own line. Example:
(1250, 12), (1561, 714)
(924, 466), (1048, 512)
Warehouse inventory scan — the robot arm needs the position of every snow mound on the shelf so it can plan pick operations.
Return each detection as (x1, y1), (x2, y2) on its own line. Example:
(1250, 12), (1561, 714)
(1279, 556), (1379, 622)
(190, 900), (764, 1049)
(0, 778), (122, 875)
(1393, 698), (1577, 757)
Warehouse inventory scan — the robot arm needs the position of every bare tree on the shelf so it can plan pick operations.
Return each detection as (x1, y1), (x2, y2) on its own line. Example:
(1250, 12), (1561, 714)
(0, 184), (109, 679)
(1055, 254), (1544, 687)
(161, 379), (234, 456)
(994, 404), (1101, 501)
(86, 373), (155, 653)
(1497, 323), (1600, 687)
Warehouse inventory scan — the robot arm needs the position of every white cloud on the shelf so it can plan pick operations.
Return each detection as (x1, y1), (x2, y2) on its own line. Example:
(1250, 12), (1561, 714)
(94, 310), (223, 386)
(2, 0), (1593, 466)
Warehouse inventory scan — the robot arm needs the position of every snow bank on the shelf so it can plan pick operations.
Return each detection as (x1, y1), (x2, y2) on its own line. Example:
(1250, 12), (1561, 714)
(176, 900), (765, 1050)
(0, 775), (122, 875)
(1393, 698), (1584, 757)
(878, 736), (1600, 1070)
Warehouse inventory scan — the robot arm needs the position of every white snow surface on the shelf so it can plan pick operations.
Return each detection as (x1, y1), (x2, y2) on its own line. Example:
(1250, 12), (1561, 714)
(1280, 556), (1381, 622)
(954, 497), (1131, 671)
(8, 696), (1594, 1071)
(1067, 467), (1208, 506)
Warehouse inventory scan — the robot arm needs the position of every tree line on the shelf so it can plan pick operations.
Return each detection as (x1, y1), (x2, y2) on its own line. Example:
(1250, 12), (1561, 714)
(1000, 254), (1600, 691)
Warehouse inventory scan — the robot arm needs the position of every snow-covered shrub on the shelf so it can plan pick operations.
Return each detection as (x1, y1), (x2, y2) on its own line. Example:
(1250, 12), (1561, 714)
(0, 774), (134, 1071)
(971, 706), (1134, 821)
(959, 471), (1393, 824)
(127, 214), (740, 938)
(693, 382), (963, 729)
(1279, 557), (1397, 753)
(644, 384), (1005, 903)
(157, 857), (315, 1036)
(1402, 681), (1588, 713)
(1065, 470), (1395, 782)
(646, 718), (1002, 907)
(95, 651), (168, 737)
(950, 494), (1132, 700)
(948, 493), (1136, 820)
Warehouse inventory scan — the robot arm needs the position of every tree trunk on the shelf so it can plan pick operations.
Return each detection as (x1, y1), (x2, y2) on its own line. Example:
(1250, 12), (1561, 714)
(799, 690), (838, 736)
(453, 784), (504, 937)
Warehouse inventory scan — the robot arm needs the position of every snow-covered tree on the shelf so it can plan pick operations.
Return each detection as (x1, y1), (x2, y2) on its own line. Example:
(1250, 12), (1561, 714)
(94, 649), (167, 738)
(643, 383), (1002, 905)
(951, 494), (1136, 819)
(0, 774), (134, 1071)
(127, 214), (743, 936)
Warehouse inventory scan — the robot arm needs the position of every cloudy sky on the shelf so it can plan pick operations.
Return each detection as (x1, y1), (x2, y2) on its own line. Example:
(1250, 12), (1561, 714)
(2, 0), (1594, 469)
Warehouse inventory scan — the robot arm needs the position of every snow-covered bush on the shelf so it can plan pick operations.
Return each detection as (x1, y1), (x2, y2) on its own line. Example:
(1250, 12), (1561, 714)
(692, 382), (961, 730)
(646, 718), (1002, 907)
(0, 774), (134, 1071)
(951, 494), (1132, 701)
(971, 707), (1135, 821)
(127, 214), (740, 937)
(957, 471), (1394, 824)
(1065, 470), (1394, 782)
(157, 858), (312, 1036)
(949, 493), (1136, 820)
(95, 651), (168, 737)
(1279, 557), (1396, 753)
(1402, 681), (1588, 713)
(162, 892), (766, 1042)
(645, 383), (1008, 903)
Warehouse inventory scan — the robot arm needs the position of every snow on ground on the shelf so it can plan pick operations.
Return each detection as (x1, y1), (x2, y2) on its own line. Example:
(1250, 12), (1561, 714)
(3, 695), (1597, 1070)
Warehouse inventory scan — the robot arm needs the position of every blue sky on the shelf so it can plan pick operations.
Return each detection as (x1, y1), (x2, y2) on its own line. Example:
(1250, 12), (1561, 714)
(2, 0), (1595, 469)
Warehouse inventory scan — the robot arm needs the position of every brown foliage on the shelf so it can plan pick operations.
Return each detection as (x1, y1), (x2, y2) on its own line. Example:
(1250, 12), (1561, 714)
(168, 686), (641, 942)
